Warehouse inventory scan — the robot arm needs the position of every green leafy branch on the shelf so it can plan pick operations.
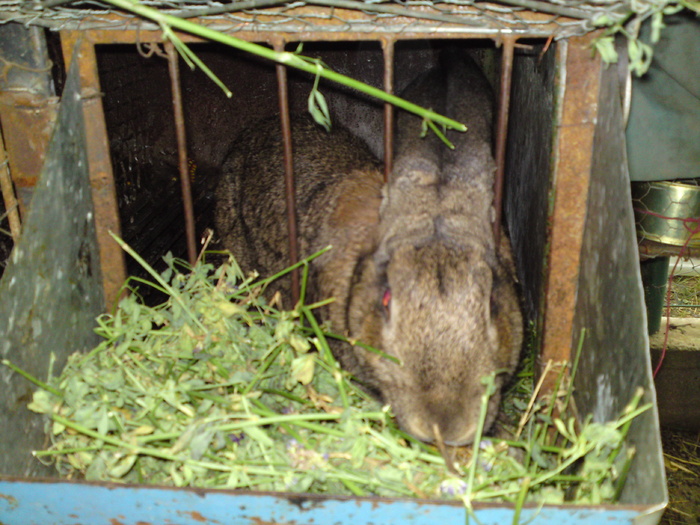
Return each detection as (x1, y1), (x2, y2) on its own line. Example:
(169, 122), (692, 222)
(592, 0), (699, 76)
(101, 0), (467, 135)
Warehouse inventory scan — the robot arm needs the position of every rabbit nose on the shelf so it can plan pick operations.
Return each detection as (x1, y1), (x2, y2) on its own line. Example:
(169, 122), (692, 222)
(425, 401), (478, 446)
(435, 419), (477, 447)
(403, 407), (477, 446)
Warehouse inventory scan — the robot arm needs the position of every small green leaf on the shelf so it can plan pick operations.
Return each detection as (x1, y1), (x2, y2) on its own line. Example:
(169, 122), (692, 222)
(28, 390), (54, 414)
(289, 333), (311, 354)
(554, 418), (572, 441)
(290, 354), (315, 386)
(594, 36), (618, 64)
(244, 425), (274, 447)
(108, 453), (138, 478)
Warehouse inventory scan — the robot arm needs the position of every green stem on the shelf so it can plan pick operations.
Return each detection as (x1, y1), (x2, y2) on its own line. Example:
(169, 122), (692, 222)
(248, 399), (306, 444)
(246, 246), (332, 293)
(512, 476), (530, 525)
(102, 0), (466, 132)
(2, 359), (63, 398)
(466, 371), (499, 497)
(300, 305), (348, 409)
(241, 343), (285, 395)
(561, 328), (586, 416)
(322, 330), (401, 365)
(111, 233), (207, 333)
(33, 445), (103, 456)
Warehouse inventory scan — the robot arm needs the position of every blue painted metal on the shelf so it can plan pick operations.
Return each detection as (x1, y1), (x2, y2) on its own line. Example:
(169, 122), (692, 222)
(0, 478), (646, 525)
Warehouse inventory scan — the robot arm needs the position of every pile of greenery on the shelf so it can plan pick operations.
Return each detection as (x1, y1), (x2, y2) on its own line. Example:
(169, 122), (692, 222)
(4, 239), (650, 510)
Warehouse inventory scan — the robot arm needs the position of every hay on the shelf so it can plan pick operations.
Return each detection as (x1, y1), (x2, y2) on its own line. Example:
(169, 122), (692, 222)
(4, 238), (651, 506)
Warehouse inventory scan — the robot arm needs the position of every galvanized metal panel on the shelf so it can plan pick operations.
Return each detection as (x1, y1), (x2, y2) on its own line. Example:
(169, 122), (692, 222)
(0, 23), (58, 209)
(0, 23), (53, 95)
(570, 51), (667, 522)
(0, 44), (104, 477)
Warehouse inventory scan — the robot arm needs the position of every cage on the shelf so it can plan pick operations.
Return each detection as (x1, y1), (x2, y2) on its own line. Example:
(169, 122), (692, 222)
(0, 1), (667, 523)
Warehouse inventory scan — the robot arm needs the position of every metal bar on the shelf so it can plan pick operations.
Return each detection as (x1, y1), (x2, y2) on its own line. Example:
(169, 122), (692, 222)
(63, 26), (557, 46)
(60, 32), (126, 310)
(165, 42), (197, 267)
(273, 39), (300, 305)
(493, 37), (515, 243)
(381, 37), (395, 183)
(0, 128), (21, 240)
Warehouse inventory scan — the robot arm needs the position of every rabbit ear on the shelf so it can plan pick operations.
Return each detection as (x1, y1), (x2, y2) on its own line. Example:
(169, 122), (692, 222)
(440, 52), (495, 184)
(392, 156), (440, 186)
(392, 63), (447, 187)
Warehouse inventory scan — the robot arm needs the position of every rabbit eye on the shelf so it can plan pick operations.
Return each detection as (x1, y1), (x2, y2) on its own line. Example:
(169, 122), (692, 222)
(381, 289), (392, 317)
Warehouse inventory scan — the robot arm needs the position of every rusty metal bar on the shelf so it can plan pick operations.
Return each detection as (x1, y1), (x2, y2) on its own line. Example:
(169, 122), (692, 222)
(165, 42), (197, 267)
(493, 37), (515, 243)
(0, 128), (21, 240)
(273, 39), (300, 305)
(60, 33), (126, 310)
(381, 38), (395, 183)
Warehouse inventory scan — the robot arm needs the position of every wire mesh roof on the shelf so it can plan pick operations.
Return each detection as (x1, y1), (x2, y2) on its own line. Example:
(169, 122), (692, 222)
(0, 1), (634, 39)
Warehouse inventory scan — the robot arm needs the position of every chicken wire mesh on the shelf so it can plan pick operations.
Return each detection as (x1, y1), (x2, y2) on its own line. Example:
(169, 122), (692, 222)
(633, 180), (700, 249)
(0, 0), (666, 39)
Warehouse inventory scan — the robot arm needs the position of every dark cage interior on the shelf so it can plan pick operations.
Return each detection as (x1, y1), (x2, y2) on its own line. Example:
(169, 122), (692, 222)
(92, 39), (554, 321)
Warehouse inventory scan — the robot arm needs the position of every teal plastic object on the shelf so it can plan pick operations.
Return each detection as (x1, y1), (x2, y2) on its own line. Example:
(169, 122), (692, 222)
(626, 12), (700, 182)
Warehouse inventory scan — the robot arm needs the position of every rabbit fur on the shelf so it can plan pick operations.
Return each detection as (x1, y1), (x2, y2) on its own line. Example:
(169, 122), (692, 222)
(214, 51), (523, 446)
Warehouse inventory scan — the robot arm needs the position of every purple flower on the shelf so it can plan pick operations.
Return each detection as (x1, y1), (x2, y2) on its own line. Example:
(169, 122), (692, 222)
(479, 439), (493, 450)
(228, 432), (245, 444)
(439, 478), (468, 497)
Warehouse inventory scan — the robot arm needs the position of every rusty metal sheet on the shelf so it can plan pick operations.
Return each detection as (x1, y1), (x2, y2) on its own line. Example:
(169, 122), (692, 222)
(0, 91), (58, 190)
(60, 33), (127, 309)
(540, 34), (602, 379)
(0, 47), (104, 477)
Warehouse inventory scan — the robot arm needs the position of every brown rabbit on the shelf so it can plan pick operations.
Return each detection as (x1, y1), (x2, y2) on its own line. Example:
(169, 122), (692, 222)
(215, 52), (522, 446)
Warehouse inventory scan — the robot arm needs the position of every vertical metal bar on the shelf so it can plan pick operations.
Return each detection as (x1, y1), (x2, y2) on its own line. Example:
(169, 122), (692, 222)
(165, 42), (197, 267)
(381, 38), (395, 183)
(493, 37), (516, 243)
(0, 129), (21, 240)
(273, 39), (300, 305)
(60, 33), (126, 310)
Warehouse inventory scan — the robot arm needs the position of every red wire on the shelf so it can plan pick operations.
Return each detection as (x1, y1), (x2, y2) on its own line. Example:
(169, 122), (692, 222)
(634, 208), (700, 378)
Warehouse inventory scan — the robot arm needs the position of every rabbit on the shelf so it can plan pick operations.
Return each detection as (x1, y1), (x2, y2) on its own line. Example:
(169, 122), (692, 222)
(214, 51), (523, 446)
